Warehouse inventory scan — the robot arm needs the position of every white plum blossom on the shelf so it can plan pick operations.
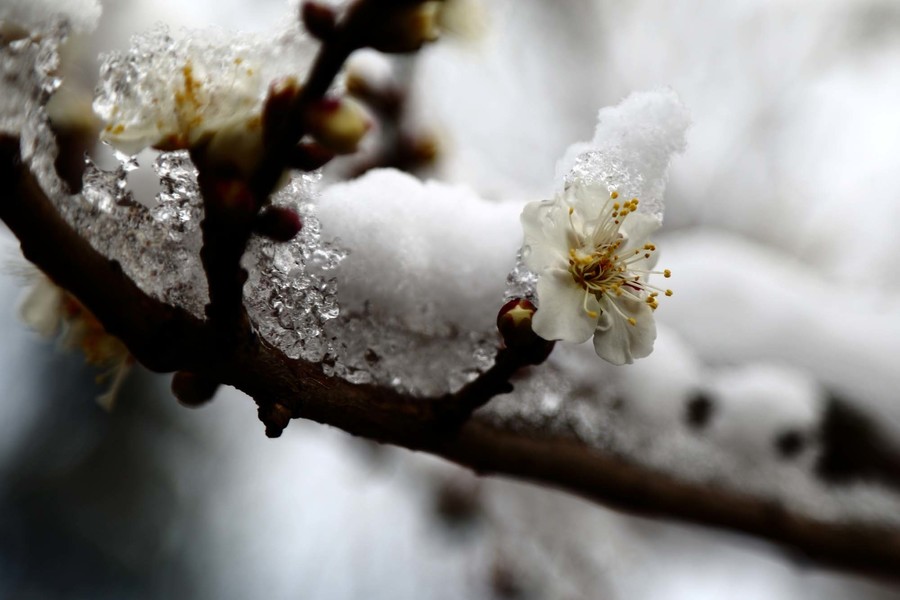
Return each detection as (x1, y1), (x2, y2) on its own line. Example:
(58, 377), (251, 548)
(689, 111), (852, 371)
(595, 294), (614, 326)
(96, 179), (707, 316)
(93, 22), (316, 157)
(521, 181), (671, 365)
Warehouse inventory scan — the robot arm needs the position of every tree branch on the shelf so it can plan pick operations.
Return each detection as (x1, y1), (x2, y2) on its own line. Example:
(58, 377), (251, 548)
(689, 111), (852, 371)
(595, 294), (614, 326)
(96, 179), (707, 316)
(3, 0), (900, 582)
(3, 135), (900, 580)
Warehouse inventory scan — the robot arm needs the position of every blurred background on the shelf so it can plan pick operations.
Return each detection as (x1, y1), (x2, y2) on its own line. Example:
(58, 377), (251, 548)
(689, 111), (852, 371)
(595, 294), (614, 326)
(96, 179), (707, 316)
(3, 0), (900, 598)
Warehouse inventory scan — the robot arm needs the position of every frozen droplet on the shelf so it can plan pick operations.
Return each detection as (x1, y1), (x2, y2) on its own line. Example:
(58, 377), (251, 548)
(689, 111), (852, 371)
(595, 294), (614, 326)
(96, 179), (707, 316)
(504, 248), (538, 302)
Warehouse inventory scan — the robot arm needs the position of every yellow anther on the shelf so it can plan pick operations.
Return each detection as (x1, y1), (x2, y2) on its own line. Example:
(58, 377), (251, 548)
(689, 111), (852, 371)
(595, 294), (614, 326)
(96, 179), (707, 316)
(613, 203), (620, 210)
(587, 310), (598, 319)
(627, 317), (637, 326)
(665, 289), (673, 297)
(611, 191), (619, 199)
(663, 269), (671, 278)
(568, 206), (574, 215)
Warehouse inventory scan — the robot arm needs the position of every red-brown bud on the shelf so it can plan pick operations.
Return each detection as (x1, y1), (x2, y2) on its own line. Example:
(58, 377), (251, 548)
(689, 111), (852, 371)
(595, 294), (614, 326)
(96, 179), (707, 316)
(497, 298), (554, 364)
(255, 206), (303, 242)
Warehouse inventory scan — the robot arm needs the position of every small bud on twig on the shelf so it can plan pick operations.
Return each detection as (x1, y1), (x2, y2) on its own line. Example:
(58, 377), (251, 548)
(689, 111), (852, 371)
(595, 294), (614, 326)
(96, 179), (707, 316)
(497, 298), (554, 365)
(301, 1), (338, 41)
(255, 206), (303, 242)
(260, 402), (294, 438)
(172, 371), (220, 407)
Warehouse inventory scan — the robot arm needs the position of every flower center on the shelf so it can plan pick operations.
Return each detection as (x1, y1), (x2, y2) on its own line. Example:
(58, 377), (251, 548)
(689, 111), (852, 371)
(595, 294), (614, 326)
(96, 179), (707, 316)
(567, 243), (623, 295)
(565, 191), (672, 324)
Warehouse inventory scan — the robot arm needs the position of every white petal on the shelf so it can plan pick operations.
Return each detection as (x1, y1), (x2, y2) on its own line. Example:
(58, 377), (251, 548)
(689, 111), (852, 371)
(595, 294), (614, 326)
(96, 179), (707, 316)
(18, 277), (62, 337)
(567, 180), (613, 222)
(532, 269), (599, 344)
(620, 212), (661, 250)
(521, 199), (573, 271)
(592, 296), (657, 365)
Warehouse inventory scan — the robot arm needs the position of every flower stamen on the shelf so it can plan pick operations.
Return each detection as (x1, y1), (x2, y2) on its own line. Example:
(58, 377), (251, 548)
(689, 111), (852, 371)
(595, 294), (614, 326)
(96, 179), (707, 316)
(565, 191), (670, 321)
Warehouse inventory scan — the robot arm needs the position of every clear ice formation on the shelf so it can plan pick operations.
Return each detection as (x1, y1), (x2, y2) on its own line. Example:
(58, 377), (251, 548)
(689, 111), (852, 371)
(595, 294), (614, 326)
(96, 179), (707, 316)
(244, 174), (346, 366)
(504, 249), (538, 303)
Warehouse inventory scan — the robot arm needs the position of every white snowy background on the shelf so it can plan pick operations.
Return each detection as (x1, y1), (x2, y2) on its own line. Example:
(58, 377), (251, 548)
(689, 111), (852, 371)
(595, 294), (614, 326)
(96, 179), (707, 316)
(2, 0), (900, 598)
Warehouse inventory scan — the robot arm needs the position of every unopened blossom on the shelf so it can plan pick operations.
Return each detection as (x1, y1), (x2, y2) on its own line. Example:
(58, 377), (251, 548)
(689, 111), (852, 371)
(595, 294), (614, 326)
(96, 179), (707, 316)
(520, 182), (672, 365)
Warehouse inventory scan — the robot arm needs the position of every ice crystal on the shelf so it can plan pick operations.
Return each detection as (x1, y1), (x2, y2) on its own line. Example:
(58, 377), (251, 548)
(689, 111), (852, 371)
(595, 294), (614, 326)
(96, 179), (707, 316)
(244, 174), (347, 364)
(63, 150), (208, 317)
(1, 15), (70, 206)
(0, 22), (60, 134)
(152, 150), (203, 242)
(327, 313), (499, 396)
(504, 249), (538, 302)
